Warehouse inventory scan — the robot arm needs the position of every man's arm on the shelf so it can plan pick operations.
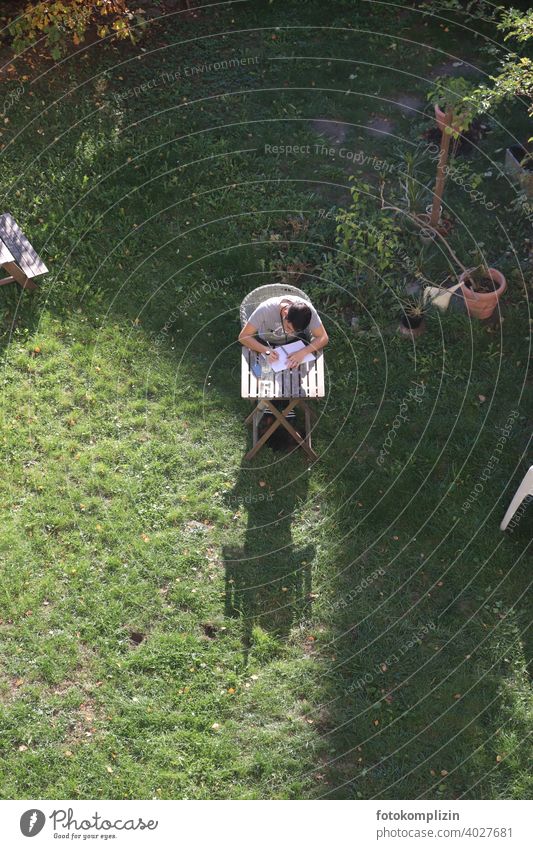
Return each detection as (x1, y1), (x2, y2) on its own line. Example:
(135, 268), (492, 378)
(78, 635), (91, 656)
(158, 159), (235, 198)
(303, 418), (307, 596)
(286, 324), (328, 368)
(238, 322), (280, 360)
(305, 325), (329, 354)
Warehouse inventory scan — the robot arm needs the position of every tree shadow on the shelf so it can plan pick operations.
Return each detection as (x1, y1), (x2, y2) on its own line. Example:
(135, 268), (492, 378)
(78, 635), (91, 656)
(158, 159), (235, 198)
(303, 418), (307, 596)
(0, 285), (41, 358)
(222, 449), (314, 664)
(310, 399), (533, 800)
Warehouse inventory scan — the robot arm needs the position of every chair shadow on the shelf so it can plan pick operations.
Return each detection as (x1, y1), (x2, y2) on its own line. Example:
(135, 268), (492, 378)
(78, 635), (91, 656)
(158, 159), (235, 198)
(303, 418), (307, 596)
(222, 450), (314, 664)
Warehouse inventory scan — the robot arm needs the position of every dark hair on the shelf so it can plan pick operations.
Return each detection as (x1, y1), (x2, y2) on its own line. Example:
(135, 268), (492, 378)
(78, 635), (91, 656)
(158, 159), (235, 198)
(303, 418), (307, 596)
(287, 301), (312, 331)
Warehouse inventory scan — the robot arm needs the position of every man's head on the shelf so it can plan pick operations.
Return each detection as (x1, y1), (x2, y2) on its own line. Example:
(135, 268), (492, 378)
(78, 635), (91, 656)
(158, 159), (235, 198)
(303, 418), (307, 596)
(283, 301), (312, 333)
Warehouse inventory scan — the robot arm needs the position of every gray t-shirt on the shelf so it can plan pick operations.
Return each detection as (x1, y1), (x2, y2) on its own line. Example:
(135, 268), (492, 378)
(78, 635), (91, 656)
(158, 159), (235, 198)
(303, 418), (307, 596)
(247, 295), (322, 340)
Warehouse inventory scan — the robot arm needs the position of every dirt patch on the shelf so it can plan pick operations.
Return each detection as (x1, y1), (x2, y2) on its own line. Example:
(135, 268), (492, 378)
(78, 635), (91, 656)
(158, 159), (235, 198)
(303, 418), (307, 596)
(201, 622), (218, 639)
(391, 93), (425, 116)
(311, 180), (351, 206)
(365, 115), (397, 138)
(185, 519), (213, 534)
(429, 59), (482, 79)
(64, 695), (107, 747)
(310, 118), (349, 145)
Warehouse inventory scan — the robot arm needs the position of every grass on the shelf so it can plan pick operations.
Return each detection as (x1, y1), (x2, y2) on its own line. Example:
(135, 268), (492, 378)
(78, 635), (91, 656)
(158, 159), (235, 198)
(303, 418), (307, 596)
(0, 0), (531, 799)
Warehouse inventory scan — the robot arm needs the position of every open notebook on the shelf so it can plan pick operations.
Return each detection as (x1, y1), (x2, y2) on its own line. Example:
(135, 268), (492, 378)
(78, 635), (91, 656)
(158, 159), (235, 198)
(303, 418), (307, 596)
(269, 340), (315, 373)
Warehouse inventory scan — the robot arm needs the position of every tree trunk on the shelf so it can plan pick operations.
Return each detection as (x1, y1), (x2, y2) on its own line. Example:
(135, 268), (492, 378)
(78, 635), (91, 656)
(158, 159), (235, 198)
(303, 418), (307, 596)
(429, 107), (454, 229)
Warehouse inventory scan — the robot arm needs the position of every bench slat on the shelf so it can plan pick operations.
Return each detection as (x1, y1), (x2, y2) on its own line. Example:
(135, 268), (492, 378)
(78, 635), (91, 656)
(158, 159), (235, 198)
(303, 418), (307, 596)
(0, 213), (48, 279)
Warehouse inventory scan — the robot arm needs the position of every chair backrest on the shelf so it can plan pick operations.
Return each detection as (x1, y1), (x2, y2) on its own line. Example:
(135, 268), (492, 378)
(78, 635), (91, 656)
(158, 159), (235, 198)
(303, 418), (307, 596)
(239, 283), (311, 329)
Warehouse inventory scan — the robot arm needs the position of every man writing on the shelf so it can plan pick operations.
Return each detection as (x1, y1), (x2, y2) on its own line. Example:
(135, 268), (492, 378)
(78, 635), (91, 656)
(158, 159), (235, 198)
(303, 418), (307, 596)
(238, 294), (328, 368)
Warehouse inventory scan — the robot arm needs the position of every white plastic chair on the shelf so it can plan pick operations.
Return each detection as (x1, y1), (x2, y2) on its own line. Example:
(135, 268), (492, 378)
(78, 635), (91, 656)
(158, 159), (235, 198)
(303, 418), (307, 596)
(500, 465), (533, 530)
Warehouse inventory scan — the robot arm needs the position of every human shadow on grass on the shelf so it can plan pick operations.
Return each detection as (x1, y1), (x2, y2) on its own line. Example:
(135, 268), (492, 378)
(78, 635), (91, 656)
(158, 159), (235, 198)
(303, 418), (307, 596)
(222, 442), (314, 664)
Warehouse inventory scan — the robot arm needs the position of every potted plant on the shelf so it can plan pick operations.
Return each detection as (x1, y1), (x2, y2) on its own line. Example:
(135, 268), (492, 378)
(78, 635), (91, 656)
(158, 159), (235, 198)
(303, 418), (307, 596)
(424, 77), (479, 230)
(399, 299), (428, 336)
(459, 250), (507, 319)
(395, 274), (434, 337)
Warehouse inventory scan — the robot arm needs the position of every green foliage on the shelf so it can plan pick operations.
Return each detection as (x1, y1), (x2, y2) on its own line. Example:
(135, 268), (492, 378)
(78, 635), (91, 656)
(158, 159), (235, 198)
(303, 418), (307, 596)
(8, 0), (142, 59)
(428, 76), (480, 137)
(466, 8), (533, 141)
(335, 179), (404, 304)
(499, 7), (533, 43)
(398, 147), (432, 215)
(332, 177), (434, 316)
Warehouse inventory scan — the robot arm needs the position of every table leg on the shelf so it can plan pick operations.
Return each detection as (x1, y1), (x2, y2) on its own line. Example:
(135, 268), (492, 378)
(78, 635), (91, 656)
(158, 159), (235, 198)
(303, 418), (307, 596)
(246, 400), (318, 461)
(303, 402), (312, 454)
(252, 406), (259, 448)
(245, 399), (298, 460)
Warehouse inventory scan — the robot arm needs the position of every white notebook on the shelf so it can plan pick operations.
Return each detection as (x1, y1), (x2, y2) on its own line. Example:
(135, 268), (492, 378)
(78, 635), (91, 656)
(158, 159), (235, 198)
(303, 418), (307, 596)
(269, 340), (315, 373)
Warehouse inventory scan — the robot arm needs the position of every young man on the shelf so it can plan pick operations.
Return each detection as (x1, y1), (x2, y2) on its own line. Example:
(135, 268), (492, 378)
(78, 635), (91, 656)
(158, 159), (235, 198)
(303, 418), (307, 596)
(238, 294), (328, 368)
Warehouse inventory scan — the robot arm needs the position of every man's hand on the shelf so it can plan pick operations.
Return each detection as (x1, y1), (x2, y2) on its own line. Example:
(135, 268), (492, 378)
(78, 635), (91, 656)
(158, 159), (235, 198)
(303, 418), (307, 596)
(287, 350), (306, 369)
(265, 348), (279, 361)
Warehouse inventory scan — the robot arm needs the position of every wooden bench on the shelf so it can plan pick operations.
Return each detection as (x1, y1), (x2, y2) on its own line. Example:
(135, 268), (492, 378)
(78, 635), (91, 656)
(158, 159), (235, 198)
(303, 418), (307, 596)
(241, 347), (325, 461)
(0, 213), (48, 291)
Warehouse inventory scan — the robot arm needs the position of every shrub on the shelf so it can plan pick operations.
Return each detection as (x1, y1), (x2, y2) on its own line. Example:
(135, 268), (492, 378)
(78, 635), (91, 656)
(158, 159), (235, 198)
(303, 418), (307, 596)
(7, 0), (143, 59)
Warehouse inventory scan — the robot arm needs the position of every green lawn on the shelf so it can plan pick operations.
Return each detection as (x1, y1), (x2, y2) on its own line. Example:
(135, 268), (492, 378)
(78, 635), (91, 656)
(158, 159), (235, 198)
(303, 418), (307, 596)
(0, 0), (531, 800)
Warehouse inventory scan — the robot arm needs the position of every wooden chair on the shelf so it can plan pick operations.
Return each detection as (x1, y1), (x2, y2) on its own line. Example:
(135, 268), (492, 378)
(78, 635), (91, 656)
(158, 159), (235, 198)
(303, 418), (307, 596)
(500, 465), (533, 530)
(240, 284), (325, 461)
(0, 213), (48, 291)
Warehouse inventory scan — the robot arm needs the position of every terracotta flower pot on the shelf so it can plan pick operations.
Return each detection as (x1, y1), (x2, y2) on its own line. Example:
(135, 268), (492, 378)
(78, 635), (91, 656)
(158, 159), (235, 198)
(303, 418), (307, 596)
(459, 267), (507, 320)
(434, 104), (461, 135)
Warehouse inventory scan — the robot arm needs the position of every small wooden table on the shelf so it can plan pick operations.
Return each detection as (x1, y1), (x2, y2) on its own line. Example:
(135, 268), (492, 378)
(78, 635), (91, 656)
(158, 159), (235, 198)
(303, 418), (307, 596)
(241, 348), (325, 461)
